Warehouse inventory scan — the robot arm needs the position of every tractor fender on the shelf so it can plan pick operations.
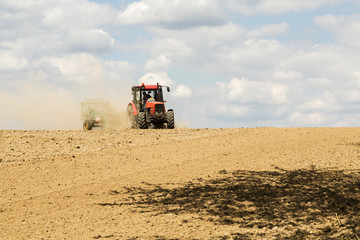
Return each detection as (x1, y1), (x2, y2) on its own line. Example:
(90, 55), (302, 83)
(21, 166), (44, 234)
(167, 109), (173, 112)
(128, 102), (138, 115)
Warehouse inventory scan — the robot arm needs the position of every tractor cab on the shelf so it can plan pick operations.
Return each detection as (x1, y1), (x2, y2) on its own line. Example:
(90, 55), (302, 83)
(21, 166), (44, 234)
(128, 83), (174, 129)
(131, 83), (170, 111)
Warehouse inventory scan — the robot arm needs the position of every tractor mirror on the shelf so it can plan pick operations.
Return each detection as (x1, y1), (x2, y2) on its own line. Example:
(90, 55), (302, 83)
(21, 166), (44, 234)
(167, 87), (170, 92)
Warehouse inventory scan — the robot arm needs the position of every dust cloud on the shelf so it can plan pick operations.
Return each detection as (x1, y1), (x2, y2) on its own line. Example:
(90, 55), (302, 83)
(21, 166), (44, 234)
(0, 87), (130, 130)
(0, 85), (80, 130)
(0, 52), (134, 130)
(0, 80), (132, 130)
(103, 103), (128, 129)
(174, 120), (190, 129)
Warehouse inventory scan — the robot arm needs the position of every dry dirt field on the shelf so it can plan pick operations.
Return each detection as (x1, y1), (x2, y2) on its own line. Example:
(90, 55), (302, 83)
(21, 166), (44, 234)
(1, 127), (360, 239)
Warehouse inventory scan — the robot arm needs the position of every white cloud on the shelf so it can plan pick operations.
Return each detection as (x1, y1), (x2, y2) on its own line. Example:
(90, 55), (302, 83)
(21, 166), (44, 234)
(42, 7), (64, 26)
(144, 55), (171, 71)
(117, 0), (226, 28)
(65, 28), (115, 53)
(307, 98), (328, 110)
(141, 23), (289, 74)
(104, 61), (134, 80)
(272, 70), (302, 81)
(227, 0), (347, 15)
(1, 1), (116, 35)
(138, 72), (192, 98)
(172, 84), (193, 98)
(140, 21), (358, 84)
(42, 53), (104, 83)
(0, 50), (29, 72)
(299, 93), (338, 112)
(217, 39), (289, 75)
(147, 38), (194, 62)
(283, 44), (359, 82)
(220, 78), (288, 105)
(138, 22), (246, 69)
(314, 14), (360, 50)
(40, 1), (116, 29)
(247, 22), (290, 38)
(289, 112), (329, 125)
(305, 77), (332, 87)
(138, 72), (175, 87)
(0, 0), (117, 59)
(347, 72), (360, 88)
(333, 114), (360, 127)
(336, 90), (360, 104)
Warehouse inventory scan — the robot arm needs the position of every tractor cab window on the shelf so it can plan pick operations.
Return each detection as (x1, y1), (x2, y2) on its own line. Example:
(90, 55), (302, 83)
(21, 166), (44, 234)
(155, 89), (164, 102)
(142, 91), (152, 104)
(135, 90), (141, 102)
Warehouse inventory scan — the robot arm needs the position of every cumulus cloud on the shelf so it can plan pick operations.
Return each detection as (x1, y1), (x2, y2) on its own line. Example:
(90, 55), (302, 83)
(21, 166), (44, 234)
(117, 0), (226, 28)
(141, 24), (293, 76)
(172, 84), (193, 98)
(144, 55), (171, 71)
(138, 72), (175, 87)
(0, 0), (117, 59)
(65, 28), (115, 53)
(37, 53), (134, 100)
(186, 77), (291, 126)
(216, 39), (289, 77)
(272, 70), (302, 81)
(219, 78), (288, 105)
(298, 93), (338, 112)
(138, 72), (192, 98)
(226, 0), (347, 15)
(41, 54), (104, 84)
(314, 14), (360, 50)
(147, 38), (194, 63)
(40, 2), (116, 29)
(247, 22), (290, 38)
(0, 50), (29, 72)
(289, 112), (329, 125)
(135, 22), (288, 76)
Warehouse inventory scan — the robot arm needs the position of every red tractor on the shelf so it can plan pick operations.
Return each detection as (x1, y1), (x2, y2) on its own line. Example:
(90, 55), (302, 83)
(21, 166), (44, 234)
(127, 83), (174, 129)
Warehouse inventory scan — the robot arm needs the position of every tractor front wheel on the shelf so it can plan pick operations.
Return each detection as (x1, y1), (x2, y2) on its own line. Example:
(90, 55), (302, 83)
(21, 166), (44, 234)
(137, 112), (147, 129)
(166, 110), (175, 129)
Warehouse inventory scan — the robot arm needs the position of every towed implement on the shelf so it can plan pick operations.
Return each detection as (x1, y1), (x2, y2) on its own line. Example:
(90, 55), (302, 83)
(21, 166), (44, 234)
(81, 99), (109, 130)
(127, 83), (174, 129)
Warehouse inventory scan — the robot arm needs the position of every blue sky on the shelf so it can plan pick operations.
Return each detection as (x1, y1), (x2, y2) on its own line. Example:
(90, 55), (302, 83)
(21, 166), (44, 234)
(1, 0), (360, 129)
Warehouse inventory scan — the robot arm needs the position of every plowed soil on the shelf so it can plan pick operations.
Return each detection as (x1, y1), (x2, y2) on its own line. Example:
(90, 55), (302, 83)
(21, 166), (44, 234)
(1, 128), (360, 239)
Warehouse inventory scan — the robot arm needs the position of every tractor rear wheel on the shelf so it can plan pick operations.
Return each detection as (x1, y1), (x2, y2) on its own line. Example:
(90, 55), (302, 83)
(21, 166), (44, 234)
(127, 105), (136, 129)
(166, 110), (174, 129)
(83, 120), (92, 130)
(137, 112), (147, 129)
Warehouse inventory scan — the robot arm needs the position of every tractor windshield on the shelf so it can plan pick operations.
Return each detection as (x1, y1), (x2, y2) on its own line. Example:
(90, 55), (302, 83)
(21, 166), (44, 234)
(142, 89), (164, 103)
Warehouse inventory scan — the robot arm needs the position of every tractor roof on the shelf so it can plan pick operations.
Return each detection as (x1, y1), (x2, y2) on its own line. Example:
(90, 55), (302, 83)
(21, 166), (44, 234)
(135, 84), (162, 90)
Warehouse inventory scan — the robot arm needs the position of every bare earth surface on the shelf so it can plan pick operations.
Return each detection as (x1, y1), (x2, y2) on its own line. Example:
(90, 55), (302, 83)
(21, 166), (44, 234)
(1, 128), (360, 239)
